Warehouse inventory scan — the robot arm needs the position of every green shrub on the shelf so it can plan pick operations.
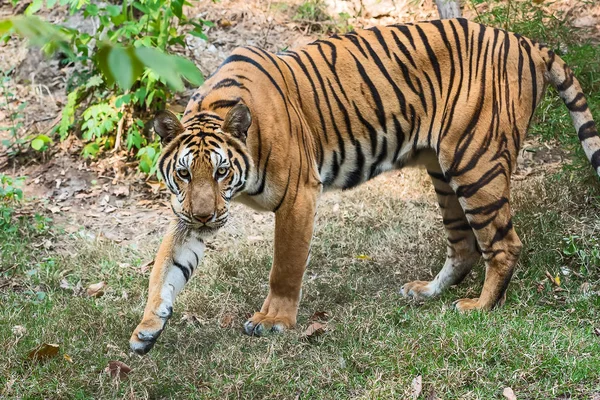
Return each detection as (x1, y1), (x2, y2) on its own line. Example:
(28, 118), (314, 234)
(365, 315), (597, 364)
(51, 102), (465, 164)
(1, 0), (211, 175)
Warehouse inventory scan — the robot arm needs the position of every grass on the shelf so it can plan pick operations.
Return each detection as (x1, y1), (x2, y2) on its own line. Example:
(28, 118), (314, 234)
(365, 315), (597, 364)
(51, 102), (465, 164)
(2, 2), (600, 399)
(1, 170), (599, 399)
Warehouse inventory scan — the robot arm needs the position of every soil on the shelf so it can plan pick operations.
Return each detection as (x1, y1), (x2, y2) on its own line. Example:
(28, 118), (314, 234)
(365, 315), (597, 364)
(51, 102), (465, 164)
(0, 0), (597, 250)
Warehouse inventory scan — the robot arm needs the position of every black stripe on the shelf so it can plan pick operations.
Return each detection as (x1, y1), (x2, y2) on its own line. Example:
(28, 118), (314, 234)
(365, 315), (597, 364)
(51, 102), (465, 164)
(354, 103), (379, 157)
(212, 78), (243, 90)
(427, 171), (447, 182)
(368, 26), (391, 58)
(578, 121), (597, 141)
(415, 25), (443, 90)
(390, 30), (416, 68)
(349, 52), (387, 132)
(465, 197), (509, 215)
(249, 148), (271, 196)
(490, 220), (513, 246)
(565, 93), (588, 112)
(360, 36), (407, 120)
(173, 261), (191, 282)
(344, 141), (365, 189)
(368, 136), (388, 179)
(592, 149), (600, 171)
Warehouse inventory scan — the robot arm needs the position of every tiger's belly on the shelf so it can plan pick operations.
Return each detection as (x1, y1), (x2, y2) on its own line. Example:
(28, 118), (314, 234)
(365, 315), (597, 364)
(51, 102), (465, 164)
(321, 147), (439, 192)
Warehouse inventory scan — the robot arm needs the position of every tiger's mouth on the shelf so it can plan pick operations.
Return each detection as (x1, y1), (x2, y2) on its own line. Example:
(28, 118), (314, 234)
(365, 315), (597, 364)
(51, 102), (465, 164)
(173, 209), (228, 235)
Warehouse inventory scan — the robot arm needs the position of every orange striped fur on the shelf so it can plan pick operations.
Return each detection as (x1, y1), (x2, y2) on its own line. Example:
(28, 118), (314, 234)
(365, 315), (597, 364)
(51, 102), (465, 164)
(130, 18), (600, 354)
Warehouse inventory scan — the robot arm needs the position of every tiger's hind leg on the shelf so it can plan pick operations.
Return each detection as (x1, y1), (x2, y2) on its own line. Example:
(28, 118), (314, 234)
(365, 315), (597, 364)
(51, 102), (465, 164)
(401, 169), (480, 300)
(445, 161), (523, 311)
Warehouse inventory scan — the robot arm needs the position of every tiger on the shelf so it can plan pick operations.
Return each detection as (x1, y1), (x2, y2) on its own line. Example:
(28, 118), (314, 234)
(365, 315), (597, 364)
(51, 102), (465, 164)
(129, 17), (600, 355)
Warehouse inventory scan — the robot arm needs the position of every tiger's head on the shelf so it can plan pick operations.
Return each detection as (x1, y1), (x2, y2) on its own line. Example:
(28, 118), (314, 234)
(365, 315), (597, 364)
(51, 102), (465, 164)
(153, 104), (252, 237)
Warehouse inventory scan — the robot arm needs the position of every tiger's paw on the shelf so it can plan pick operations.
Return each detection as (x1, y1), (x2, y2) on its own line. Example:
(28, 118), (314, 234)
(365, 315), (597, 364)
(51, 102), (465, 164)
(452, 297), (482, 312)
(129, 307), (172, 355)
(400, 280), (438, 300)
(243, 312), (294, 337)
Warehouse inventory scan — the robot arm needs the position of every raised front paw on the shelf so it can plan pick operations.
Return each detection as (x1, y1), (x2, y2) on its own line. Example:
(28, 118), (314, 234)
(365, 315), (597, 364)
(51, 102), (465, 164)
(129, 308), (172, 355)
(400, 280), (438, 299)
(243, 312), (295, 337)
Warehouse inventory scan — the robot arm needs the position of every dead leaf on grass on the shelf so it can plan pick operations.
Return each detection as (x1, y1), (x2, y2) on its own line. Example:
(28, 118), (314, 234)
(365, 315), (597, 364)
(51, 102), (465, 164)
(220, 314), (234, 328)
(86, 281), (106, 297)
(594, 327), (600, 337)
(411, 375), (422, 399)
(27, 343), (60, 361)
(137, 259), (154, 274)
(301, 322), (326, 340)
(105, 360), (132, 379)
(503, 387), (517, 400)
(356, 254), (371, 260)
(64, 354), (73, 363)
(309, 311), (330, 321)
(181, 312), (201, 325)
(545, 270), (560, 287)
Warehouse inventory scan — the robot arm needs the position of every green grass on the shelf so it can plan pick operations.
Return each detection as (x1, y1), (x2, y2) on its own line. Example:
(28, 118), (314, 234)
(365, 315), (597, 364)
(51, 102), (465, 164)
(1, 170), (599, 399)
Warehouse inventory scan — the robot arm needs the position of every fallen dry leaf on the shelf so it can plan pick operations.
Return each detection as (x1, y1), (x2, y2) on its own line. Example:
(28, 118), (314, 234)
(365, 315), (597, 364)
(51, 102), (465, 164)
(64, 354), (73, 363)
(113, 185), (130, 197)
(309, 311), (330, 321)
(503, 387), (517, 400)
(220, 314), (234, 328)
(545, 270), (560, 287)
(27, 343), (60, 361)
(411, 375), (422, 399)
(12, 325), (26, 337)
(105, 361), (132, 379)
(301, 322), (326, 340)
(356, 254), (371, 260)
(181, 312), (201, 325)
(86, 281), (106, 297)
(594, 327), (600, 337)
(218, 18), (233, 28)
(138, 259), (154, 274)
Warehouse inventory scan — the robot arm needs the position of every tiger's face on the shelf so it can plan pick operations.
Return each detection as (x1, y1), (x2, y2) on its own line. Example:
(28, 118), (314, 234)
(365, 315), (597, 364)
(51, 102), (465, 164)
(154, 104), (252, 236)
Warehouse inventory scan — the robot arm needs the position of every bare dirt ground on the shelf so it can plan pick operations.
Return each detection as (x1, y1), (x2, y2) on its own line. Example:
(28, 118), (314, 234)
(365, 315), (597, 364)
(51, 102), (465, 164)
(0, 0), (597, 254)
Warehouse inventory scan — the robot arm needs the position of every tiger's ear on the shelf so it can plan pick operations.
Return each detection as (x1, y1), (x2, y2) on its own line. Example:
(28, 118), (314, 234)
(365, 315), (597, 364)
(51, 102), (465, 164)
(154, 110), (185, 145)
(222, 103), (252, 143)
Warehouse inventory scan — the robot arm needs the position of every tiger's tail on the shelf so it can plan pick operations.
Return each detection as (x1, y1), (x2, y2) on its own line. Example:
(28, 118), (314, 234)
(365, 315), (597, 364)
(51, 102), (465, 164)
(542, 49), (600, 177)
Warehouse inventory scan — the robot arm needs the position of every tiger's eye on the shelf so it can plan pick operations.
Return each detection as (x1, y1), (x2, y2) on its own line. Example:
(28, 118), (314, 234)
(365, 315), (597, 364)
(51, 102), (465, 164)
(216, 167), (228, 177)
(177, 169), (190, 180)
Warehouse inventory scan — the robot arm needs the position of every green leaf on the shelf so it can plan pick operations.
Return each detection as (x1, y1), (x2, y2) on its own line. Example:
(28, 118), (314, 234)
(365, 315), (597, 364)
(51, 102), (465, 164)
(174, 56), (204, 86)
(189, 29), (208, 40)
(31, 138), (44, 151)
(107, 46), (136, 90)
(135, 47), (184, 91)
(95, 44), (114, 86)
(25, 0), (44, 16)
(0, 20), (13, 34)
(171, 0), (184, 19)
(82, 142), (100, 158)
(104, 5), (121, 17)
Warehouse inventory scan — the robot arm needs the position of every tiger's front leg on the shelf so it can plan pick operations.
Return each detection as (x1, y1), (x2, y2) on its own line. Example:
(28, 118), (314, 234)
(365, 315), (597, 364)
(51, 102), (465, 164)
(130, 222), (205, 354)
(243, 188), (318, 336)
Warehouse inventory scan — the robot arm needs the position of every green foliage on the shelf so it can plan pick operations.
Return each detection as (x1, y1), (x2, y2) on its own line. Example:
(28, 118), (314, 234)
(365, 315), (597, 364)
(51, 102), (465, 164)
(563, 235), (600, 273)
(294, 0), (330, 22)
(1, 1), (210, 174)
(0, 174), (25, 231)
(0, 69), (27, 155)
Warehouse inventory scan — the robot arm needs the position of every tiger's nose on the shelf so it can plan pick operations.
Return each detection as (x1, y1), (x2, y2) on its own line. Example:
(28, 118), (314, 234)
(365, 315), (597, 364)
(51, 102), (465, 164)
(193, 212), (214, 223)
